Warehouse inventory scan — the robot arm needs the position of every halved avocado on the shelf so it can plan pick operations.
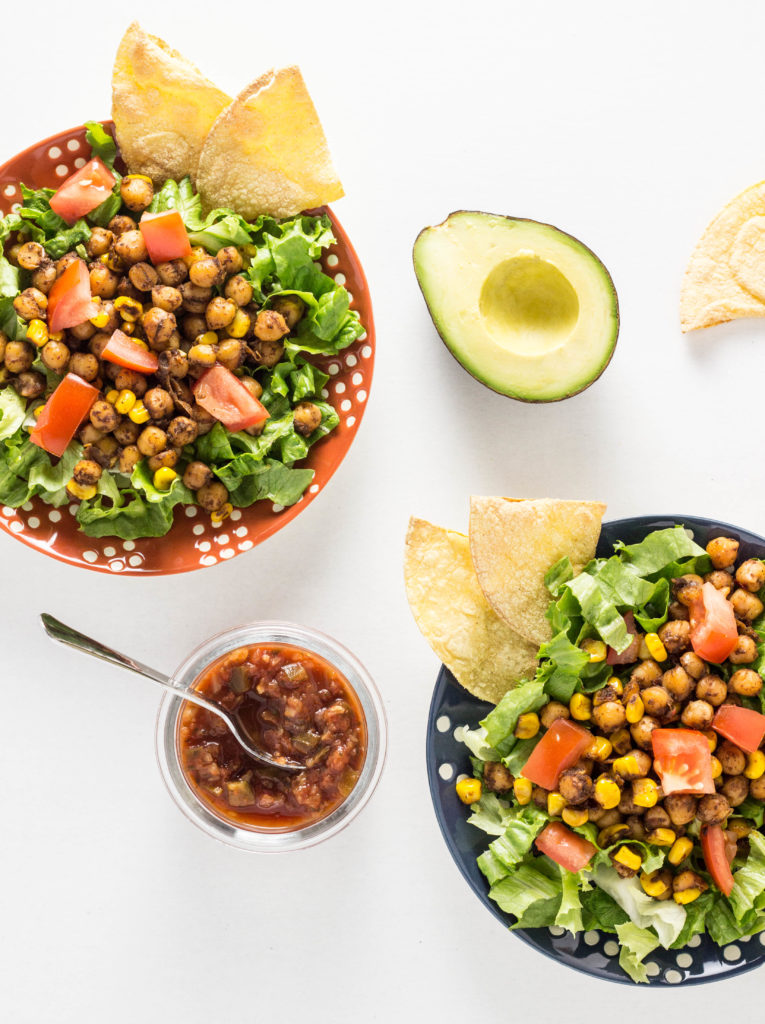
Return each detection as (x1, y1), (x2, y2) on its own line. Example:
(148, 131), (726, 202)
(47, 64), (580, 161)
(413, 211), (619, 402)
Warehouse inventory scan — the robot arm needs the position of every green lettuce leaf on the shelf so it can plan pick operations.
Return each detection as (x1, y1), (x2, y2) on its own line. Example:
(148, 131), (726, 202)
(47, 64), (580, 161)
(84, 121), (117, 169)
(487, 805), (548, 868)
(729, 830), (765, 920)
(0, 388), (26, 441)
(556, 867), (585, 933)
(580, 886), (629, 932)
(615, 922), (660, 984)
(670, 890), (715, 948)
(614, 526), (708, 575)
(466, 792), (517, 837)
(480, 678), (547, 750)
(489, 862), (561, 919)
(737, 798), (765, 829)
(594, 864), (686, 947)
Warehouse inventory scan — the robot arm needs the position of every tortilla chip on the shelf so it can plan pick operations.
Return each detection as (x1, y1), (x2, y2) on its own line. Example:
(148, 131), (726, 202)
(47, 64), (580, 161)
(469, 497), (606, 646)
(112, 22), (231, 184)
(404, 517), (538, 704)
(680, 180), (765, 332)
(196, 66), (344, 219)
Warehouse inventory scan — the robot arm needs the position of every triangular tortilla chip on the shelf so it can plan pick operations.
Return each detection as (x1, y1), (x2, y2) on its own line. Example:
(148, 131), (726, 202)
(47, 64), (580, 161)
(196, 66), (344, 219)
(112, 22), (231, 184)
(680, 180), (765, 332)
(404, 517), (538, 704)
(469, 497), (606, 646)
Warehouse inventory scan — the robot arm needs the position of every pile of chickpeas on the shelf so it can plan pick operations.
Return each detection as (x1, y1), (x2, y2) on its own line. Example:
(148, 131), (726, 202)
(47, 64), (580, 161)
(0, 173), (325, 510)
(480, 536), (765, 904)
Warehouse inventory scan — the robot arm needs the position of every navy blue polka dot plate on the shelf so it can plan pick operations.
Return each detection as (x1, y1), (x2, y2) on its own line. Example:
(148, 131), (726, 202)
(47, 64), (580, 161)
(426, 515), (765, 985)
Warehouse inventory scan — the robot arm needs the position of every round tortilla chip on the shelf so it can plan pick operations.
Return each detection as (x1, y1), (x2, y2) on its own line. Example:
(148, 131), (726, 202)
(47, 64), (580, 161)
(404, 517), (538, 705)
(469, 497), (606, 646)
(112, 22), (231, 184)
(681, 180), (765, 332)
(196, 66), (344, 220)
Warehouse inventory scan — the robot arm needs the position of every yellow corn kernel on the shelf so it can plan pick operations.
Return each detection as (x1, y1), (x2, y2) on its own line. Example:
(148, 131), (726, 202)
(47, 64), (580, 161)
(598, 823), (629, 847)
(513, 777), (532, 806)
(710, 755), (723, 780)
(647, 828), (676, 847)
(704, 730), (718, 753)
(89, 306), (110, 329)
(640, 870), (670, 899)
(668, 837), (694, 866)
(48, 330), (64, 342)
(611, 728), (632, 755)
(128, 400), (150, 424)
(625, 693), (645, 725)
(226, 309), (250, 338)
(131, 337), (149, 350)
(632, 777), (659, 808)
(114, 296), (143, 322)
(455, 778), (482, 805)
(562, 806), (589, 827)
(106, 389), (119, 404)
(582, 638), (607, 663)
(33, 404), (44, 418)
(638, 637), (651, 660)
(210, 502), (233, 525)
(745, 750), (765, 780)
(547, 792), (566, 817)
(514, 712), (540, 740)
(585, 736), (613, 761)
(114, 389), (137, 415)
(153, 468), (178, 491)
(594, 776), (621, 810)
(674, 888), (701, 905)
(26, 318), (48, 347)
(100, 251), (123, 272)
(728, 818), (753, 840)
(125, 173), (152, 183)
(613, 754), (641, 778)
(66, 478), (97, 501)
(183, 245), (208, 267)
(644, 633), (667, 662)
(569, 693), (592, 721)
(613, 846), (642, 872)
(198, 331), (218, 347)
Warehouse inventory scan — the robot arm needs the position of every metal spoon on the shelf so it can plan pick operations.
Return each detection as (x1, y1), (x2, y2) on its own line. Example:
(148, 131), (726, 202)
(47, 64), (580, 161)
(41, 613), (302, 772)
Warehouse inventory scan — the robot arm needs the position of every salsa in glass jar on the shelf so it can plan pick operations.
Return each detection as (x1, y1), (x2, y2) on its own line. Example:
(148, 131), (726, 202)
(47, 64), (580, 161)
(178, 642), (367, 831)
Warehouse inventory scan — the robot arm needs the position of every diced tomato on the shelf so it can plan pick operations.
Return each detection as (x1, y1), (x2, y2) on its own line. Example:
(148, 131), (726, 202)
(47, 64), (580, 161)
(139, 210), (191, 263)
(689, 582), (738, 664)
(651, 729), (715, 795)
(535, 822), (596, 874)
(49, 158), (115, 225)
(520, 718), (592, 790)
(701, 824), (735, 897)
(47, 259), (98, 332)
(713, 705), (765, 754)
(101, 330), (159, 374)
(30, 373), (99, 457)
(192, 365), (269, 433)
(607, 611), (640, 665)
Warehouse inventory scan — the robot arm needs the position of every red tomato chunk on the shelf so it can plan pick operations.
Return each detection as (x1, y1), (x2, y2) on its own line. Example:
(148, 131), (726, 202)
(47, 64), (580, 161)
(520, 718), (592, 790)
(536, 821), (596, 873)
(713, 705), (765, 755)
(30, 373), (99, 457)
(192, 364), (269, 432)
(47, 258), (97, 332)
(49, 157), (115, 224)
(651, 728), (715, 795)
(139, 210), (191, 263)
(179, 643), (367, 830)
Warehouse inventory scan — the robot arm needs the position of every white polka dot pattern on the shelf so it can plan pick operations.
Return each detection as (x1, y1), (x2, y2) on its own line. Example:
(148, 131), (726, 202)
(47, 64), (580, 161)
(0, 122), (375, 575)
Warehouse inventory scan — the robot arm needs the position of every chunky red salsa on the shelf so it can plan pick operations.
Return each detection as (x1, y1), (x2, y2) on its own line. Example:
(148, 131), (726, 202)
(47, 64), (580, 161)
(178, 642), (366, 830)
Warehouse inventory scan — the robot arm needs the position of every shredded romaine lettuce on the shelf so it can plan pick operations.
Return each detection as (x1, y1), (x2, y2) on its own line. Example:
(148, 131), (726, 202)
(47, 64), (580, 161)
(615, 922), (660, 983)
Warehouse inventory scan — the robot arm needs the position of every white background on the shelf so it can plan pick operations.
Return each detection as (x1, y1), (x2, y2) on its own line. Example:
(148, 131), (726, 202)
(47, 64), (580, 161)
(3, 0), (765, 1020)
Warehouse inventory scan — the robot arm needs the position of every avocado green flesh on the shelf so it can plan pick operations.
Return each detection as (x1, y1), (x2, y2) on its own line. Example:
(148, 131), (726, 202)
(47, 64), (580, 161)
(413, 212), (619, 402)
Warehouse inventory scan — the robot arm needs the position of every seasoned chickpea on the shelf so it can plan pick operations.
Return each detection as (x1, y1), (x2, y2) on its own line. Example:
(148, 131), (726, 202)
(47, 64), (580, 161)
(166, 416), (198, 447)
(728, 668), (763, 697)
(156, 260), (189, 286)
(644, 805), (671, 831)
(89, 262), (120, 299)
(730, 635), (758, 665)
(31, 261), (57, 294)
(137, 425), (167, 457)
(271, 295), (305, 330)
(722, 775), (749, 807)
(216, 246), (243, 277)
(558, 769), (593, 806)
(142, 307), (176, 351)
(681, 699), (714, 730)
(216, 338), (243, 371)
(69, 320), (96, 342)
(664, 794), (697, 826)
(205, 296), (237, 330)
(253, 309), (289, 342)
(188, 344), (217, 370)
(224, 275), (253, 307)
(0, 331), (6, 363)
(15, 370), (45, 398)
(532, 786), (549, 810)
(114, 418), (141, 446)
(4, 341), (34, 373)
(13, 287), (47, 321)
(183, 461), (213, 491)
(143, 387), (174, 421)
(113, 230), (148, 265)
(673, 574), (704, 607)
(109, 214), (137, 236)
(717, 741), (746, 776)
(668, 601), (689, 621)
(695, 674), (727, 705)
(120, 175), (154, 212)
(189, 257), (221, 289)
(540, 701), (570, 728)
(750, 775), (765, 801)
(78, 423), (104, 445)
(658, 619), (691, 655)
(41, 339), (70, 372)
(118, 445), (141, 475)
(151, 285), (183, 313)
(707, 536), (739, 569)
(196, 480), (229, 512)
(736, 558), (765, 593)
(731, 588), (764, 622)
(97, 299), (120, 333)
(179, 282), (212, 313)
(73, 459), (102, 486)
(129, 262), (159, 292)
(68, 353), (99, 382)
(158, 349), (189, 381)
(697, 793), (732, 825)
(680, 651), (707, 680)
(630, 714), (660, 749)
(239, 376), (263, 401)
(663, 665), (694, 701)
(591, 701), (626, 734)
(641, 685), (676, 719)
(113, 368), (148, 397)
(147, 449), (179, 473)
(89, 400), (119, 433)
(251, 338), (285, 368)
(624, 814), (646, 840)
(705, 570), (734, 593)
(16, 241), (46, 270)
(181, 314), (207, 340)
(618, 787), (644, 816)
(631, 660), (663, 688)
(86, 227), (114, 258)
(56, 252), (79, 278)
(617, 749), (652, 778)
(291, 402), (322, 437)
(674, 869), (708, 893)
